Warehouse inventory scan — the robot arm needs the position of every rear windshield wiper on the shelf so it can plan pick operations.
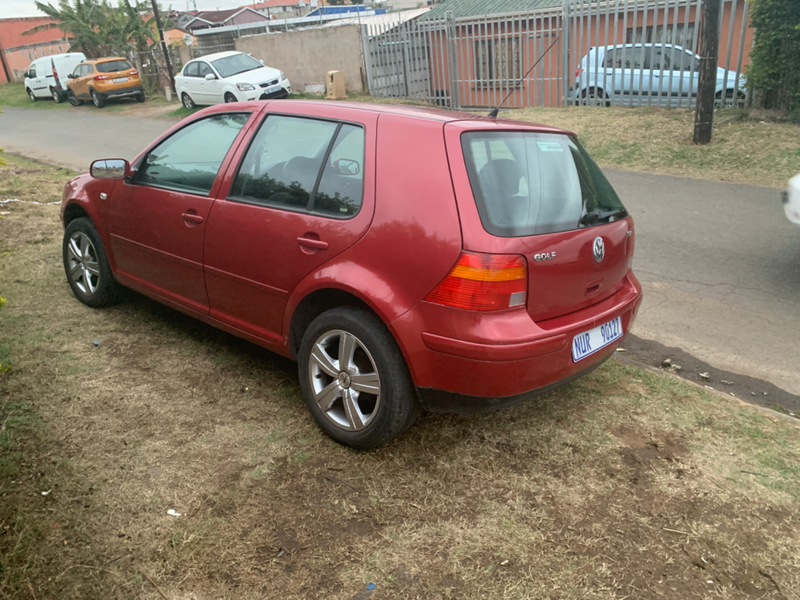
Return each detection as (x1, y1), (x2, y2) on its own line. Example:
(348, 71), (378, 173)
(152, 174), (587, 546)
(579, 208), (627, 227)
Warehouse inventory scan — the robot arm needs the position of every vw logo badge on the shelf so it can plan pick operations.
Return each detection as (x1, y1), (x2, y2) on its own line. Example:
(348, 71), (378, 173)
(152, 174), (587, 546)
(593, 236), (605, 263)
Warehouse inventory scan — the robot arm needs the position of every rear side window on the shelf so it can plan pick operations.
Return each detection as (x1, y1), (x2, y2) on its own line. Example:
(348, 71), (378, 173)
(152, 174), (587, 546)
(230, 115), (365, 218)
(96, 60), (132, 73)
(461, 132), (627, 237)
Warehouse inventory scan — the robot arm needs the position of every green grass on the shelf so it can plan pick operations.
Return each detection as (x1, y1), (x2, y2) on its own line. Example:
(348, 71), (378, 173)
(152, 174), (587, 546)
(0, 82), (71, 110)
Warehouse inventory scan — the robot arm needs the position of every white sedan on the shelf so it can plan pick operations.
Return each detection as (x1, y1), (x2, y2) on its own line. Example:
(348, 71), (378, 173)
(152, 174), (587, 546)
(785, 173), (800, 227)
(175, 51), (291, 108)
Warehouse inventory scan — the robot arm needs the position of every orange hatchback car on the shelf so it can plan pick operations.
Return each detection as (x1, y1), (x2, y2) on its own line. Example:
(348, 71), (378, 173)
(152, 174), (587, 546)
(67, 57), (145, 108)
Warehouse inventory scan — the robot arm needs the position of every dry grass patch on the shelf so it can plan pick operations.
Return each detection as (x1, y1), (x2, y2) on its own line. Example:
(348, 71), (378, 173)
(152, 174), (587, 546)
(1, 155), (799, 600)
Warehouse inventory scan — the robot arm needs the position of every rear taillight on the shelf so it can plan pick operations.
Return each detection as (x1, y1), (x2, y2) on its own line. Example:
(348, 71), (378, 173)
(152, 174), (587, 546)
(94, 74), (110, 81)
(575, 65), (584, 78)
(130, 70), (138, 76)
(425, 252), (527, 311)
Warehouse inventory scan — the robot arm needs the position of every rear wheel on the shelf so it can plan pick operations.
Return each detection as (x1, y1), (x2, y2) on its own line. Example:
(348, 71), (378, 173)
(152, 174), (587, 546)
(67, 89), (83, 106)
(51, 87), (62, 103)
(181, 92), (196, 108)
(27, 88), (36, 102)
(135, 91), (145, 103)
(298, 307), (421, 449)
(91, 89), (105, 108)
(224, 92), (237, 103)
(581, 87), (609, 107)
(62, 218), (119, 308)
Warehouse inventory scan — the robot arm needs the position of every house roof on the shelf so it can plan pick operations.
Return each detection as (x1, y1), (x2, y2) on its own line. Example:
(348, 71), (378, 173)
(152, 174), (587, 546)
(0, 16), (68, 50)
(419, 0), (562, 21)
(250, 0), (304, 9)
(184, 7), (270, 29)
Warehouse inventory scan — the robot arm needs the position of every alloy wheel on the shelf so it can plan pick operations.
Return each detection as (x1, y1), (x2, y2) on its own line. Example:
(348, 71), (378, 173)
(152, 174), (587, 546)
(308, 329), (381, 431)
(66, 231), (101, 296)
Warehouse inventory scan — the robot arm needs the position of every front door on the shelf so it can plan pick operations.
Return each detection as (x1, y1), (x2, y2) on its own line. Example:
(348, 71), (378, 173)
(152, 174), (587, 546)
(107, 112), (252, 314)
(203, 109), (376, 341)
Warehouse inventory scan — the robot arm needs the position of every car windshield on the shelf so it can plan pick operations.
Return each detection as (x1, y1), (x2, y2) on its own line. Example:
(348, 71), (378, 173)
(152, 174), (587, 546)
(96, 60), (133, 73)
(211, 54), (262, 78)
(461, 131), (627, 237)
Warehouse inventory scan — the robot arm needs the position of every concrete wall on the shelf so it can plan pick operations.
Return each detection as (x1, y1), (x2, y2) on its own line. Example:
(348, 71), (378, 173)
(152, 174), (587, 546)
(236, 24), (364, 93)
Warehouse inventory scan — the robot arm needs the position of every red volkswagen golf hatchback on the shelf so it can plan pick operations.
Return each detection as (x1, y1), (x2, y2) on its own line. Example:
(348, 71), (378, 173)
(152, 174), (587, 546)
(61, 101), (642, 449)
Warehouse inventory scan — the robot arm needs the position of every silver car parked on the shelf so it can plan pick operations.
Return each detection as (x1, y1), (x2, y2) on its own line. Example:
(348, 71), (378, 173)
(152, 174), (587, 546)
(572, 43), (745, 107)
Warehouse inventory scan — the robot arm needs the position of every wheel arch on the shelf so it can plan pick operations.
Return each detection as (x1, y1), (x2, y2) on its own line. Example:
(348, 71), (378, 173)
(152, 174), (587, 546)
(63, 202), (90, 227)
(288, 287), (382, 360)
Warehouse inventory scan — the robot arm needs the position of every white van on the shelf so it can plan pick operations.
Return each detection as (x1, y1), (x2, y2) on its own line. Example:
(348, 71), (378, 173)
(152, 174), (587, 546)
(24, 52), (86, 103)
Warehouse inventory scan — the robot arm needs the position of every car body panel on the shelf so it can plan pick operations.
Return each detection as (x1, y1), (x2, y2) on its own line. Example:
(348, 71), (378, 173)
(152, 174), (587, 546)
(68, 57), (144, 103)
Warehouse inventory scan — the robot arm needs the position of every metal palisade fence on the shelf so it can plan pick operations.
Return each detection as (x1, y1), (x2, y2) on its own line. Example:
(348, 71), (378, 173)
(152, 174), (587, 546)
(362, 0), (751, 110)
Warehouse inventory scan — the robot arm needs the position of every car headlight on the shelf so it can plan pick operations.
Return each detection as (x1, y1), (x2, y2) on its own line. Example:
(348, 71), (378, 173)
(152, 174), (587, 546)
(280, 71), (287, 81)
(237, 83), (256, 91)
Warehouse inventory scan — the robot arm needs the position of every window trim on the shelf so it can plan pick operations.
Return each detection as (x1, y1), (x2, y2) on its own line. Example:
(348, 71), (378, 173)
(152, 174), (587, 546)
(130, 111), (253, 198)
(225, 112), (366, 221)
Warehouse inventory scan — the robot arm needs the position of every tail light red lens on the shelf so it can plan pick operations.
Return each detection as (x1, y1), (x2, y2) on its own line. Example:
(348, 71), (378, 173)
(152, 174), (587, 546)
(425, 252), (527, 311)
(575, 65), (584, 78)
(130, 70), (138, 76)
(94, 74), (110, 81)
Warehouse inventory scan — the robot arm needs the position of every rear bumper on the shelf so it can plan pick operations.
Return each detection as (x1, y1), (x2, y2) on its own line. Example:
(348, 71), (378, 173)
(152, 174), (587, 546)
(98, 85), (143, 100)
(391, 271), (643, 413)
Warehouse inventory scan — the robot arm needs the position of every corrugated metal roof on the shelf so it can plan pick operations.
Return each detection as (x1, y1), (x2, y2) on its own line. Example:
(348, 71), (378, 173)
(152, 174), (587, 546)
(419, 0), (562, 21)
(323, 7), (431, 33)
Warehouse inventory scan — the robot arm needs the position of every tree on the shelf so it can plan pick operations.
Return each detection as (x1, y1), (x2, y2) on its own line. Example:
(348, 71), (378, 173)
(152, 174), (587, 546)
(23, 0), (165, 58)
(747, 0), (800, 115)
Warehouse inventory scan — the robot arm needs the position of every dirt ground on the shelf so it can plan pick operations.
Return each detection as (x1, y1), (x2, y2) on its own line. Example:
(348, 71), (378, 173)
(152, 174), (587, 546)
(1, 157), (799, 600)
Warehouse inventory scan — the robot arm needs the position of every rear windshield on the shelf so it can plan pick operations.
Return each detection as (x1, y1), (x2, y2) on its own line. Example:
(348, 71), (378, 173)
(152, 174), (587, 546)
(96, 60), (133, 73)
(461, 131), (627, 237)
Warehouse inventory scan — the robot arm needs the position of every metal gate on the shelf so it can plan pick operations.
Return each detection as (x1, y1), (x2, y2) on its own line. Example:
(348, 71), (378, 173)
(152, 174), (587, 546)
(361, 0), (752, 110)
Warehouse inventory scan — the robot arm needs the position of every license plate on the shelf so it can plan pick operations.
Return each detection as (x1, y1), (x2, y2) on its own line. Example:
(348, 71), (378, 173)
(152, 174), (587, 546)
(113, 77), (128, 83)
(572, 316), (623, 362)
(265, 84), (281, 94)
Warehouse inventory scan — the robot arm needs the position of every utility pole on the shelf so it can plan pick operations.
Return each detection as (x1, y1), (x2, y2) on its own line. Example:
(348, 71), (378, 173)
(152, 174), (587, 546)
(150, 0), (176, 96)
(693, 0), (721, 145)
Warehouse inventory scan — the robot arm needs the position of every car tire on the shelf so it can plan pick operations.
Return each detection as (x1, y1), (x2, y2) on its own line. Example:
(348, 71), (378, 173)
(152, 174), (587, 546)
(715, 89), (746, 109)
(67, 89), (83, 106)
(51, 87), (62, 103)
(27, 88), (36, 102)
(297, 307), (421, 449)
(581, 87), (610, 107)
(135, 92), (145, 103)
(91, 89), (105, 108)
(224, 92), (237, 103)
(62, 218), (120, 308)
(181, 92), (196, 108)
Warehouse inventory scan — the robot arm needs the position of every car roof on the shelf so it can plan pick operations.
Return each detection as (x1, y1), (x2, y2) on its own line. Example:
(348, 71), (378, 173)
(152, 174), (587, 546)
(189, 51), (244, 62)
(80, 57), (130, 64)
(192, 100), (574, 135)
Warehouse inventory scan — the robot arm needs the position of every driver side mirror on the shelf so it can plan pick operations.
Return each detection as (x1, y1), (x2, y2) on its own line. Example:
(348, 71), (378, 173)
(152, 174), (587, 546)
(333, 159), (360, 176)
(68, 73), (75, 79)
(24, 71), (30, 78)
(204, 73), (217, 81)
(91, 159), (130, 180)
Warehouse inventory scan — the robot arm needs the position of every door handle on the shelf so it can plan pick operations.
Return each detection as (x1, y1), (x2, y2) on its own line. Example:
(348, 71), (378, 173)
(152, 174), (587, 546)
(182, 212), (203, 224)
(297, 236), (328, 250)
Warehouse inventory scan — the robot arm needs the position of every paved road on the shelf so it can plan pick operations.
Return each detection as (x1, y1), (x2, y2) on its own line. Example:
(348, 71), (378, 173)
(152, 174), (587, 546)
(2, 106), (798, 395)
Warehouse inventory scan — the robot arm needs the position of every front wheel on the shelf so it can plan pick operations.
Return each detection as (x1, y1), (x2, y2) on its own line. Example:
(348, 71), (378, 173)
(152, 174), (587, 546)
(67, 89), (83, 106)
(224, 92), (237, 103)
(27, 88), (36, 102)
(62, 218), (119, 308)
(91, 89), (105, 108)
(298, 307), (421, 449)
(715, 89), (745, 109)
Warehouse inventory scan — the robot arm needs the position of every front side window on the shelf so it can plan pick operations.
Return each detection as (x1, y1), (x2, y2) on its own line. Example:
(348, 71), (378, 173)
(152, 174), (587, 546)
(96, 59), (133, 73)
(197, 62), (214, 78)
(231, 115), (365, 218)
(211, 53), (261, 79)
(134, 113), (249, 195)
(461, 131), (627, 237)
(29, 63), (37, 77)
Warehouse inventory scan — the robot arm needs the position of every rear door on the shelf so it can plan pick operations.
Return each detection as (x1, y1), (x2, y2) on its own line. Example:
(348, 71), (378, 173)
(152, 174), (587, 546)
(202, 105), (376, 341)
(444, 123), (634, 323)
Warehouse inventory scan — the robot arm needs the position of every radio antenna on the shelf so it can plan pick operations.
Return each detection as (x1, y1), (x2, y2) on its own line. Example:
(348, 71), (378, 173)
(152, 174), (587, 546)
(488, 35), (559, 118)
